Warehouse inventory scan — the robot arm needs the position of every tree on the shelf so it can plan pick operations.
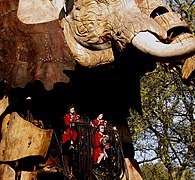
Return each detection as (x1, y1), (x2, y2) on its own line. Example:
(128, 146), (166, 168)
(140, 162), (169, 180)
(140, 162), (194, 180)
(165, 0), (195, 33)
(128, 63), (195, 180)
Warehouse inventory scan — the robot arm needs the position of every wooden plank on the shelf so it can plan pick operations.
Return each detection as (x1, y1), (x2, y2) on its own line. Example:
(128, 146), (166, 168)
(21, 171), (37, 180)
(17, 0), (64, 24)
(0, 96), (9, 116)
(121, 158), (143, 180)
(0, 112), (53, 161)
(0, 164), (15, 180)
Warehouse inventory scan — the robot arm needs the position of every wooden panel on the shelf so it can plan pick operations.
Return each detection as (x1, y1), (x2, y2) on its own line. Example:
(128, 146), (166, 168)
(0, 96), (9, 116)
(0, 164), (15, 180)
(0, 112), (53, 161)
(121, 158), (143, 180)
(21, 171), (37, 180)
(1, 0), (75, 91)
(17, 0), (64, 24)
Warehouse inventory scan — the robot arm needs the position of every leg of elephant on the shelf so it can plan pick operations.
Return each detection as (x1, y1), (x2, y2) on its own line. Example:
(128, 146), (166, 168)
(0, 96), (9, 116)
(20, 171), (37, 180)
(62, 141), (77, 179)
(62, 155), (71, 178)
(122, 142), (141, 174)
(117, 122), (142, 180)
(121, 158), (142, 180)
(0, 164), (15, 180)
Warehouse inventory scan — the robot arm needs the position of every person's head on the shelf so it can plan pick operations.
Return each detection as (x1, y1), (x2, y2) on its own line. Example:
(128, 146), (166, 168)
(99, 124), (105, 133)
(97, 113), (103, 120)
(68, 106), (75, 114)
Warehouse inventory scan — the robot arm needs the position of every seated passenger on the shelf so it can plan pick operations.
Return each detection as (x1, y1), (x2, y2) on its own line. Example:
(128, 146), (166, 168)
(92, 124), (110, 174)
(62, 105), (80, 150)
(91, 113), (107, 129)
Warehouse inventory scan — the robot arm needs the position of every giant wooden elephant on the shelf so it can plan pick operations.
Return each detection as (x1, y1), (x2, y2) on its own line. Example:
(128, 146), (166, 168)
(0, 0), (195, 179)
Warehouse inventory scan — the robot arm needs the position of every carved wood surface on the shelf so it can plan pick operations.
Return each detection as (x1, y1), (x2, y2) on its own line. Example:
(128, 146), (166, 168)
(17, 0), (64, 24)
(121, 158), (142, 180)
(0, 112), (53, 162)
(20, 171), (37, 180)
(0, 164), (15, 180)
(0, 96), (8, 116)
(0, 0), (75, 90)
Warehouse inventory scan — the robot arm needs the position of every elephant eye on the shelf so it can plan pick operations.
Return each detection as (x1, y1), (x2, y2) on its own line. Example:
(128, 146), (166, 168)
(150, 6), (169, 19)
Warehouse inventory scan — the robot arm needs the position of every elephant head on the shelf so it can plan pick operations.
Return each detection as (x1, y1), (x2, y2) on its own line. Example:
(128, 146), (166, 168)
(0, 0), (194, 91)
(17, 0), (195, 79)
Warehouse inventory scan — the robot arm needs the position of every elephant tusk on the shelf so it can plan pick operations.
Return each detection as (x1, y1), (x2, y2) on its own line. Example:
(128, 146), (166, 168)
(132, 32), (195, 58)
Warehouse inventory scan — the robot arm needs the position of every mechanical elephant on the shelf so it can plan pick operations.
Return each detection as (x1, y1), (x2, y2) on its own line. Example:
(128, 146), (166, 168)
(0, 0), (195, 179)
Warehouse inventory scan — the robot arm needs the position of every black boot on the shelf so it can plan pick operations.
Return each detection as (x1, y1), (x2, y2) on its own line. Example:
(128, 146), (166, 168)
(98, 165), (107, 176)
(93, 164), (106, 176)
(92, 164), (101, 175)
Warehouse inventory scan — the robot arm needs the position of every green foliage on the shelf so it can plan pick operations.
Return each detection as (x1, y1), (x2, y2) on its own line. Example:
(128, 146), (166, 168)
(140, 162), (169, 180)
(140, 162), (195, 180)
(165, 0), (195, 33)
(128, 63), (195, 179)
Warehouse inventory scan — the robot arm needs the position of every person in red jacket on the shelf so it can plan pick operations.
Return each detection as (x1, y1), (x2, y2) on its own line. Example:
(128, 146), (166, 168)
(91, 113), (107, 129)
(92, 124), (110, 174)
(61, 106), (80, 179)
(62, 106), (80, 150)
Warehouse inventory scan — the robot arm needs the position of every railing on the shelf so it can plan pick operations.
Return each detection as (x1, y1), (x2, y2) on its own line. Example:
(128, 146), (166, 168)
(48, 122), (126, 180)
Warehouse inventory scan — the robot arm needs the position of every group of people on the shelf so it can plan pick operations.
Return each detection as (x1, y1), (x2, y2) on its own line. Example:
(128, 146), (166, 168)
(61, 105), (110, 173)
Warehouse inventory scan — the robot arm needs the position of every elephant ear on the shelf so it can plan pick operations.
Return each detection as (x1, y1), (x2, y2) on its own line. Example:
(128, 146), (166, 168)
(17, 0), (65, 24)
(1, 0), (76, 91)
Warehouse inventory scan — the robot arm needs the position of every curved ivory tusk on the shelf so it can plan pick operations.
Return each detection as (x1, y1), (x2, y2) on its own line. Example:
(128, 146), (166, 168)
(132, 32), (195, 58)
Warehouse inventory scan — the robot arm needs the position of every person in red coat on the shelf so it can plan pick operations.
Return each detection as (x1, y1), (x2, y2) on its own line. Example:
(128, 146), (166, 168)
(62, 106), (80, 150)
(91, 113), (107, 129)
(92, 124), (110, 167)
(61, 106), (80, 179)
